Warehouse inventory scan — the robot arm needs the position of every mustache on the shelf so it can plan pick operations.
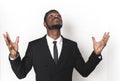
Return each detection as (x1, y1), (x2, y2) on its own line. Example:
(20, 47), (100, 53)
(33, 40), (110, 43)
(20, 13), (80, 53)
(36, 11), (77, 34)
(52, 17), (60, 21)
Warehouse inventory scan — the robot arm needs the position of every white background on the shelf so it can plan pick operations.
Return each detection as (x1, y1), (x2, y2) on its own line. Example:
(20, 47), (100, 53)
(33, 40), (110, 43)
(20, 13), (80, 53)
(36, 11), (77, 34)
(0, 0), (120, 81)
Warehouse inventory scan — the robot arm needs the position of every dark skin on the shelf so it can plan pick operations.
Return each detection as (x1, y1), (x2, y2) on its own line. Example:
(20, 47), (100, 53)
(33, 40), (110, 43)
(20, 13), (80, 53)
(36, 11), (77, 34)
(44, 12), (62, 40)
(3, 11), (110, 59)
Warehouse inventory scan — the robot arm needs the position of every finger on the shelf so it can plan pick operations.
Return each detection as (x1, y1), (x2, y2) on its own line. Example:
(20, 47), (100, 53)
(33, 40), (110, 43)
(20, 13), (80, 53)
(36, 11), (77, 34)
(102, 32), (107, 41)
(3, 33), (10, 45)
(103, 32), (109, 41)
(15, 36), (19, 44)
(3, 34), (13, 50)
(104, 34), (110, 44)
(104, 32), (110, 40)
(106, 32), (110, 37)
(6, 32), (11, 43)
(92, 37), (96, 45)
(3, 33), (7, 40)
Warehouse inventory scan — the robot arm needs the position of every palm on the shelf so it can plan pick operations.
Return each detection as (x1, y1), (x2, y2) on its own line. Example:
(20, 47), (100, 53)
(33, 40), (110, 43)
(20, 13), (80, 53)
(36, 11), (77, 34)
(92, 32), (110, 55)
(3, 32), (19, 58)
(10, 41), (18, 53)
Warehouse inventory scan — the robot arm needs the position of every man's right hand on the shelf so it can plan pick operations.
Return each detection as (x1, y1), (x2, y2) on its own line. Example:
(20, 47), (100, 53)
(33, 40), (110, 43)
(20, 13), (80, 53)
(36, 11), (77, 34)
(3, 32), (19, 59)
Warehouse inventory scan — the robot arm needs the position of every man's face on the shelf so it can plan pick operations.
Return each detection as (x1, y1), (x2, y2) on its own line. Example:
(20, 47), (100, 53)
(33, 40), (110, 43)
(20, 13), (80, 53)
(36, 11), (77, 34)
(44, 12), (63, 30)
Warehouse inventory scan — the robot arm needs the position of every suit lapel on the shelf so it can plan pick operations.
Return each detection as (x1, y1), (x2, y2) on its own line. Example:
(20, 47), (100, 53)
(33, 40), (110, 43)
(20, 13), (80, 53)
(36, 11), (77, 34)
(42, 35), (55, 64)
(57, 37), (68, 65)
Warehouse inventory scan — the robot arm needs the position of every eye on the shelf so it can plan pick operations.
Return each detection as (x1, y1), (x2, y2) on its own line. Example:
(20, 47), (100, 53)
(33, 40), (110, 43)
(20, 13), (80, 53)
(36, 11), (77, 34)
(57, 14), (61, 18)
(49, 14), (53, 18)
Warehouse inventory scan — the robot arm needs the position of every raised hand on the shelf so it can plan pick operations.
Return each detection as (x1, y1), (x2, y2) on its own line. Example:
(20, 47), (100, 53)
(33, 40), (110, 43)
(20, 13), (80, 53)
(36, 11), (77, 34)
(92, 32), (110, 55)
(3, 32), (19, 58)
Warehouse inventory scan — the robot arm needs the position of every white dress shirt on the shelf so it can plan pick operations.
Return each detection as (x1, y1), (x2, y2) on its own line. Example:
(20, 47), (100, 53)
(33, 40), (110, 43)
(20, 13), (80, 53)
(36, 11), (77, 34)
(46, 35), (63, 59)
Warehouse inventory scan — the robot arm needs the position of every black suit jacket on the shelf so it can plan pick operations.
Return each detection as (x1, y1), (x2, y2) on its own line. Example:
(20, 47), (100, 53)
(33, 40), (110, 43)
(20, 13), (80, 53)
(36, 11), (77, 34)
(9, 35), (102, 81)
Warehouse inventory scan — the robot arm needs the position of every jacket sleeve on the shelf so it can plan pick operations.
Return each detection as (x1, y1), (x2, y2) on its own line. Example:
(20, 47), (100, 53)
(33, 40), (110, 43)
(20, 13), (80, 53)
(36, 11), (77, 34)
(74, 42), (102, 77)
(9, 43), (33, 79)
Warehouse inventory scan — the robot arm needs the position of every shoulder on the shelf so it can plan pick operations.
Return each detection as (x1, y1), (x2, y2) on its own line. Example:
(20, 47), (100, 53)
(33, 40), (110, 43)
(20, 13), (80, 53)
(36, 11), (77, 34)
(62, 36), (77, 46)
(28, 35), (46, 46)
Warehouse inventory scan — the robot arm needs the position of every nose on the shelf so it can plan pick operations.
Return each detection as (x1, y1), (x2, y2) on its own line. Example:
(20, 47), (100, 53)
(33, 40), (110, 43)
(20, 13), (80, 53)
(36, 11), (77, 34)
(54, 15), (58, 18)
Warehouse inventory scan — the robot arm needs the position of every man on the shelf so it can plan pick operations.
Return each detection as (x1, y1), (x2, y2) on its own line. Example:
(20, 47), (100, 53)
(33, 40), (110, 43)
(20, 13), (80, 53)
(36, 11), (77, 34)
(3, 10), (110, 81)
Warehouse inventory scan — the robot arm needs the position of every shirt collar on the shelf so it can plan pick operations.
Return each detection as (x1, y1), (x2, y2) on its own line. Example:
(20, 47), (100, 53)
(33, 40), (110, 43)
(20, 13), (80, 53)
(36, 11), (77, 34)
(46, 35), (63, 45)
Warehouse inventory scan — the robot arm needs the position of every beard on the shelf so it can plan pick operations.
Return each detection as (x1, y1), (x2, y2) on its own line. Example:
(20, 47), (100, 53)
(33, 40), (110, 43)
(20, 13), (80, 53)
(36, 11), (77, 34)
(47, 24), (62, 30)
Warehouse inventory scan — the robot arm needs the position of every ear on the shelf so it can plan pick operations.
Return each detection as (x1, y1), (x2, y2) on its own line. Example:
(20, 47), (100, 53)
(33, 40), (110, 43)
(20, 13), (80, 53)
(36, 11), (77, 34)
(44, 22), (47, 27)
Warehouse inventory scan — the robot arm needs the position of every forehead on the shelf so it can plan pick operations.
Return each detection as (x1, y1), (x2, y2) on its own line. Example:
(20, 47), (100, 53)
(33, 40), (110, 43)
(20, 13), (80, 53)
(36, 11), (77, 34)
(47, 12), (60, 16)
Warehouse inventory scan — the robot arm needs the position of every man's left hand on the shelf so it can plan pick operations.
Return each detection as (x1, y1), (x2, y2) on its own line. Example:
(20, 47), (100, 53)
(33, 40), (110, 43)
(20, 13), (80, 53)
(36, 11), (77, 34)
(92, 32), (110, 55)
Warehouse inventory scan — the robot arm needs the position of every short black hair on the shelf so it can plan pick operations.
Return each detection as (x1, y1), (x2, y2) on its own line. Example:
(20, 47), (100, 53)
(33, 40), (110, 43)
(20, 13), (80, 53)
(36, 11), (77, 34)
(44, 9), (59, 22)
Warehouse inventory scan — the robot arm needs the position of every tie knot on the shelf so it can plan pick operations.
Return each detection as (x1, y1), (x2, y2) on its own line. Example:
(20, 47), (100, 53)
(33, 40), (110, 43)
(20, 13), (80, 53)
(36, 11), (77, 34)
(53, 41), (57, 44)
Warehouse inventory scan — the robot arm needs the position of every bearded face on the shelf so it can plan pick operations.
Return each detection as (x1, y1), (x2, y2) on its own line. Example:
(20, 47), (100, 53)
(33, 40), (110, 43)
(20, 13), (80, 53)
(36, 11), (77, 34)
(44, 12), (63, 30)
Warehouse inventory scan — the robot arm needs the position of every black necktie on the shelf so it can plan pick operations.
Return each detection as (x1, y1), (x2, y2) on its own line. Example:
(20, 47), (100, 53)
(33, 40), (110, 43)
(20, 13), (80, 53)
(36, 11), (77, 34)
(53, 41), (58, 64)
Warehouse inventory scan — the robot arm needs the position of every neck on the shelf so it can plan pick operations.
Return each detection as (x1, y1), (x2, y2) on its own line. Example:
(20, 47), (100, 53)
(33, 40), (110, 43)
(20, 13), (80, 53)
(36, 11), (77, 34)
(47, 29), (61, 40)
